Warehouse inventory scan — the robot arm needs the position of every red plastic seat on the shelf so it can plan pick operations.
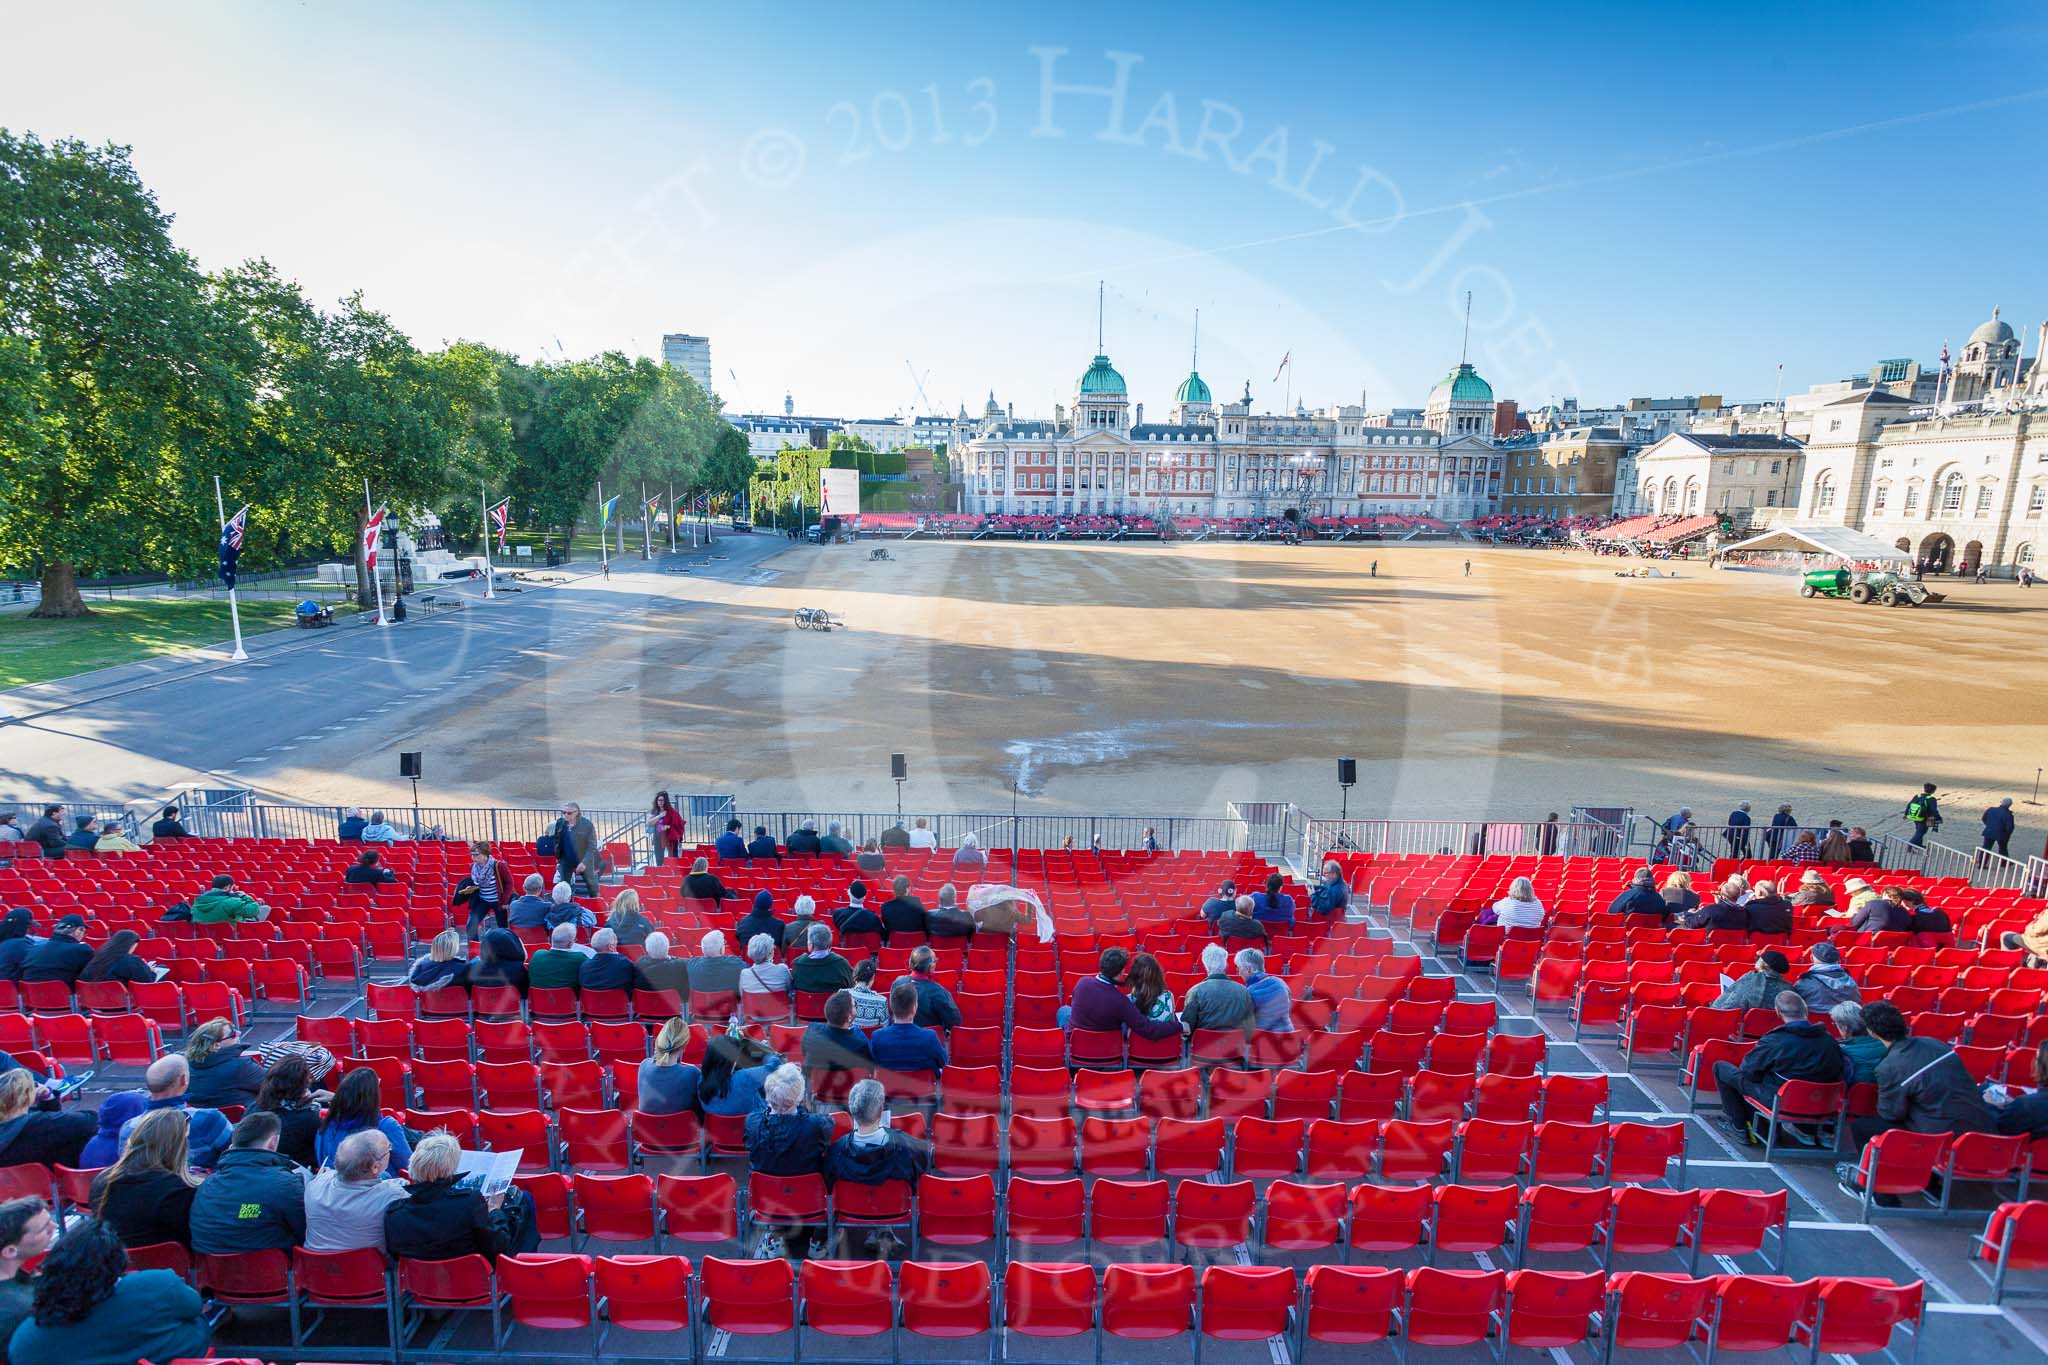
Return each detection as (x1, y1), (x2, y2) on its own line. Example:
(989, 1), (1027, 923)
(1079, 1116), (1150, 1178)
(1006, 1176), (1086, 1249)
(1137, 1067), (1204, 1121)
(1527, 1120), (1605, 1184)
(1173, 1179), (1254, 1252)
(1604, 1121), (1687, 1185)
(1198, 1264), (1295, 1346)
(1403, 1266), (1504, 1348)
(914, 1173), (997, 1250)
(1976, 1201), (2048, 1302)
(1848, 1130), (1951, 1217)
(1348, 1183), (1432, 1253)
(1003, 1261), (1095, 1340)
(1306, 1118), (1378, 1180)
(700, 1255), (796, 1336)
(1378, 1118), (1455, 1180)
(1301, 1264), (1401, 1357)
(1230, 1117), (1306, 1179)
(1605, 1186), (1703, 1263)
(929, 1111), (999, 1175)
(631, 1109), (703, 1163)
(1501, 1268), (1603, 1351)
(1540, 1073), (1608, 1124)
(1088, 1177), (1170, 1249)
(899, 1259), (992, 1342)
(1100, 1263), (1194, 1346)
(1207, 1067), (1271, 1120)
(1795, 1277), (1924, 1360)
(1453, 1119), (1532, 1183)
(1603, 1270), (1715, 1351)
(1517, 1184), (1611, 1261)
(572, 1172), (655, 1244)
(1703, 1274), (1814, 1355)
(1007, 1115), (1077, 1177)
(1429, 1183), (1519, 1260)
(1152, 1116), (1226, 1178)
(559, 1108), (631, 1172)
(1265, 1179), (1347, 1252)
(1686, 1188), (1789, 1273)
(798, 1257), (893, 1342)
(655, 1172), (737, 1248)
(595, 1253), (692, 1338)
(498, 1253), (596, 1336)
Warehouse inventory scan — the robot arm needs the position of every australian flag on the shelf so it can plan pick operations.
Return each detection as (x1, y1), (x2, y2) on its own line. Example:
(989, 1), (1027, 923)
(218, 505), (248, 588)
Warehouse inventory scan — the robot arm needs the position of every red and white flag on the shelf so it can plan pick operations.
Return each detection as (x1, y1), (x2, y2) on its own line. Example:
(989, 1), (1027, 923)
(362, 506), (387, 573)
(488, 499), (511, 550)
(1272, 351), (1291, 382)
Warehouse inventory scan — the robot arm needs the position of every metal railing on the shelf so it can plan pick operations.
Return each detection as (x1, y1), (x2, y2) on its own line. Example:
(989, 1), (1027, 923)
(726, 810), (1251, 855)
(1872, 832), (2038, 892)
(1295, 819), (1627, 874)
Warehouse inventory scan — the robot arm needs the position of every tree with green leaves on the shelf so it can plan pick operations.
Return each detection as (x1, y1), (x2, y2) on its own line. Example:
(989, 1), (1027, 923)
(0, 131), (259, 616)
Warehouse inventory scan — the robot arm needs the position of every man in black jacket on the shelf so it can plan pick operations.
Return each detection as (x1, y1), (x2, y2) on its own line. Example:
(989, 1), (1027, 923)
(576, 929), (636, 995)
(189, 1113), (307, 1253)
(1742, 879), (1794, 936)
(20, 916), (92, 986)
(734, 891), (786, 948)
(785, 820), (823, 856)
(744, 826), (783, 861)
(384, 1132), (536, 1262)
(833, 883), (884, 939)
(1684, 877), (1750, 932)
(21, 807), (64, 860)
(878, 877), (927, 941)
(1606, 868), (1670, 922)
(878, 821), (912, 850)
(1714, 992), (1845, 1144)
(150, 806), (191, 840)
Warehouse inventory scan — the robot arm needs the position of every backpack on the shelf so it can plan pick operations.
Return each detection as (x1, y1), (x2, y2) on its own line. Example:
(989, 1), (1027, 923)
(159, 900), (193, 923)
(1906, 794), (1931, 823)
(544, 900), (583, 929)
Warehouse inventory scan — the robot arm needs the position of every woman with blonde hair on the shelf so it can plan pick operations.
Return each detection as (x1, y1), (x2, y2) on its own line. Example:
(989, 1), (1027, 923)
(90, 1108), (201, 1249)
(606, 889), (654, 947)
(0, 1070), (92, 1167)
(1484, 875), (1546, 929)
(184, 1017), (263, 1109)
(408, 930), (470, 992)
(637, 1017), (702, 1116)
(1659, 869), (1700, 915)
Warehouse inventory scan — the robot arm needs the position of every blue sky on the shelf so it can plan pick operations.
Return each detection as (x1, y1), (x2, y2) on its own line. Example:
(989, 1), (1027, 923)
(3, 1), (2043, 419)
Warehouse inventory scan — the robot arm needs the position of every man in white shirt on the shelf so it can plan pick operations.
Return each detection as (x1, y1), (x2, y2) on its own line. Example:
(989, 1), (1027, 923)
(906, 818), (938, 850)
(304, 1130), (408, 1252)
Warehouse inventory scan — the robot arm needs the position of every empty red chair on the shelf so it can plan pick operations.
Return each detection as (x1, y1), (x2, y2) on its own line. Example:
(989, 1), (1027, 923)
(798, 1257), (893, 1346)
(1429, 1183), (1519, 1261)
(914, 1173), (997, 1252)
(1539, 1073), (1608, 1124)
(1517, 1184), (1611, 1263)
(1301, 1264), (1402, 1360)
(929, 1111), (999, 1176)
(1137, 1067), (1203, 1121)
(745, 1171), (826, 1248)
(1100, 1263), (1194, 1348)
(1230, 1117), (1305, 1180)
(571, 1172), (654, 1245)
(475, 1060), (542, 1110)
(1379, 1119), (1455, 1180)
(1274, 1069), (1338, 1121)
(898, 1259), (992, 1343)
(631, 1109), (703, 1163)
(1408, 1070), (1477, 1123)
(1845, 1130), (1951, 1220)
(1006, 1176), (1086, 1250)
(1454, 1119), (1532, 1183)
(1173, 1179), (1254, 1254)
(1003, 1261), (1095, 1343)
(1207, 1068), (1271, 1120)
(1088, 1177), (1169, 1251)
(1339, 1069), (1404, 1122)
(1604, 1187), (1703, 1265)
(655, 1172), (736, 1248)
(1936, 1132), (2028, 1213)
(477, 1108), (552, 1172)
(1198, 1264), (1295, 1350)
(1685, 1189), (1789, 1273)
(1006, 1115), (1077, 1177)
(700, 1255), (796, 1338)
(1485, 1032), (1547, 1077)
(1525, 1120), (1605, 1184)
(33, 1015), (93, 1067)
(1795, 1277), (1924, 1360)
(1701, 1274), (1815, 1356)
(1264, 1179), (1346, 1253)
(1306, 1119), (1378, 1180)
(1604, 1270), (1717, 1353)
(1152, 1117), (1225, 1179)
(1404, 1266), (1505, 1349)
(1501, 1269), (1603, 1352)
(497, 1253), (596, 1339)
(1977, 1201), (2048, 1302)
(1079, 1117), (1150, 1177)
(1604, 1121), (1687, 1185)
(595, 1253), (692, 1341)
(1348, 1183), (1432, 1253)
(93, 1013), (161, 1067)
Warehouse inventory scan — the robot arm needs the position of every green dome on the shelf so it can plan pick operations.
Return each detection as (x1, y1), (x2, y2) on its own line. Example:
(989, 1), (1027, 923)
(1078, 354), (1127, 396)
(1175, 370), (1212, 404)
(1430, 362), (1494, 405)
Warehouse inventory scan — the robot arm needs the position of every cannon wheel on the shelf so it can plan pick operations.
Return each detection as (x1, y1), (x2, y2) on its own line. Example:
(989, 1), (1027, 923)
(793, 607), (816, 629)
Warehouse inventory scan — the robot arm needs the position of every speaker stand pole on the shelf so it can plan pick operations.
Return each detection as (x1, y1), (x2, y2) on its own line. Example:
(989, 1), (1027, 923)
(410, 775), (422, 841)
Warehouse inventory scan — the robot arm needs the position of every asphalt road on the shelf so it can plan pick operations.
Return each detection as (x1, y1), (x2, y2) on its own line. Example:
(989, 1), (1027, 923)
(0, 530), (797, 810)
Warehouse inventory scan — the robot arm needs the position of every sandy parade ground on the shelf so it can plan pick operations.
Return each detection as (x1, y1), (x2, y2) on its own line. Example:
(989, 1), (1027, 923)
(164, 535), (2042, 850)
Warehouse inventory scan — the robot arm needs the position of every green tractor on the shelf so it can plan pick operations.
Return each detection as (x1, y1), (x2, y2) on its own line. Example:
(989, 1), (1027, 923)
(1799, 567), (1943, 606)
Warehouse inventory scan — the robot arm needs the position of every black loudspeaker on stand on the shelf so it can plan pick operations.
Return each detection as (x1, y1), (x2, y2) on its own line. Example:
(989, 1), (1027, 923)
(1337, 756), (1357, 822)
(400, 751), (424, 838)
(891, 752), (907, 820)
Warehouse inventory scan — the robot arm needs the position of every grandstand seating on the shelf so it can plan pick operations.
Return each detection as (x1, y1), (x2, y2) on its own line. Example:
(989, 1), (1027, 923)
(0, 830), (2009, 1362)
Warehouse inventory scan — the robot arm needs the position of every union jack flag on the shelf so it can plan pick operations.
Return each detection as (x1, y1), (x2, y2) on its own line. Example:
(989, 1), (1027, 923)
(488, 499), (510, 550)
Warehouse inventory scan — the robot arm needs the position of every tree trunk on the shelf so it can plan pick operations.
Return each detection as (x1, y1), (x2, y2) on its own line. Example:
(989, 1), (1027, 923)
(28, 561), (91, 619)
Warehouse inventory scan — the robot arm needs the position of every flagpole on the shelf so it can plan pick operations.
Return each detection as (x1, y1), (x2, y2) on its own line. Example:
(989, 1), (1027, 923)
(214, 475), (248, 661)
(480, 481), (496, 600)
(366, 476), (388, 627)
(597, 481), (609, 571)
(667, 482), (677, 553)
(640, 482), (652, 560)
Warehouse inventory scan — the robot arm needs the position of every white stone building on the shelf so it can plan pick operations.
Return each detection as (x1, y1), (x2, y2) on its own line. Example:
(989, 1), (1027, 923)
(1630, 431), (1806, 521)
(955, 347), (1503, 520)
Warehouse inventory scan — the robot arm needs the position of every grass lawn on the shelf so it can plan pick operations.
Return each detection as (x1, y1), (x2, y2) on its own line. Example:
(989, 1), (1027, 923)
(0, 598), (355, 689)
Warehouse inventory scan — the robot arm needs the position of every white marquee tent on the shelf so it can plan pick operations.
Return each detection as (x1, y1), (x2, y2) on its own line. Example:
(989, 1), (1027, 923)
(1711, 524), (1911, 562)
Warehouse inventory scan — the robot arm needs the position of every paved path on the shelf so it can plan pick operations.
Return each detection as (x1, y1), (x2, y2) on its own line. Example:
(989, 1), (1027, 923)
(0, 532), (793, 807)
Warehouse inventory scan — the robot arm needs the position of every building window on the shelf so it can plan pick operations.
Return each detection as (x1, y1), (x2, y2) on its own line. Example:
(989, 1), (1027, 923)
(1975, 485), (1994, 517)
(2030, 485), (2045, 517)
(1871, 482), (1888, 513)
(1814, 473), (1836, 512)
(1903, 485), (1920, 514)
(1940, 472), (1965, 514)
